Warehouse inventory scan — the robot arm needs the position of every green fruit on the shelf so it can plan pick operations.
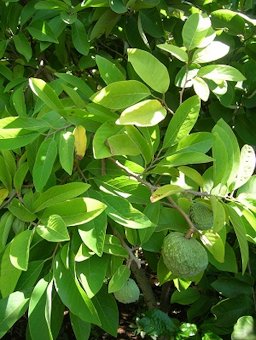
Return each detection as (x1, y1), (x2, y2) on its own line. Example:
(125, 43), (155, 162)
(189, 202), (213, 230)
(114, 278), (140, 304)
(162, 232), (208, 278)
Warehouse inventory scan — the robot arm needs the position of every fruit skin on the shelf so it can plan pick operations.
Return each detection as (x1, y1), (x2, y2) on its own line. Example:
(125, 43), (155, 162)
(114, 278), (140, 304)
(189, 201), (213, 230)
(162, 232), (208, 278)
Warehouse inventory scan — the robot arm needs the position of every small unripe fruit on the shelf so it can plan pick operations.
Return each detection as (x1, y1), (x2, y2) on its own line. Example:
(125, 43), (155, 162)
(114, 278), (140, 304)
(189, 202), (213, 230)
(162, 232), (208, 278)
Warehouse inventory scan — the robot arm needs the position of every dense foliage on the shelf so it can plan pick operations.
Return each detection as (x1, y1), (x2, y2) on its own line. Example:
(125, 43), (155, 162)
(0, 0), (255, 339)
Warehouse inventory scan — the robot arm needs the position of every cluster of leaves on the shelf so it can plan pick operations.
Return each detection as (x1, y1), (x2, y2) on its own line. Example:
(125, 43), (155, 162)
(0, 0), (255, 339)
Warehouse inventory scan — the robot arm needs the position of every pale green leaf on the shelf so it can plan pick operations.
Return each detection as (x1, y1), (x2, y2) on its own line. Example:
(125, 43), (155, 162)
(157, 44), (188, 62)
(90, 80), (150, 110)
(107, 133), (141, 156)
(37, 214), (70, 242)
(198, 65), (246, 81)
(182, 13), (214, 50)
(116, 99), (167, 127)
(234, 144), (256, 190)
(192, 41), (230, 63)
(128, 48), (170, 93)
(150, 185), (183, 203)
(41, 197), (106, 226)
(192, 77), (210, 102)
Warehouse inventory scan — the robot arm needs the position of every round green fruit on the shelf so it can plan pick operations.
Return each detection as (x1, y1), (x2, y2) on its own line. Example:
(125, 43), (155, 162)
(162, 232), (208, 278)
(114, 278), (140, 304)
(189, 202), (213, 230)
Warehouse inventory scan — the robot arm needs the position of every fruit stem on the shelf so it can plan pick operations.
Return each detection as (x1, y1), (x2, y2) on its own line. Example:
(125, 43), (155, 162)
(166, 196), (196, 238)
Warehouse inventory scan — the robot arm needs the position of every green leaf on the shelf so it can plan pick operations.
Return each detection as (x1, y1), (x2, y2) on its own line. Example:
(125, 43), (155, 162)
(92, 285), (119, 337)
(53, 252), (100, 325)
(211, 9), (245, 36)
(201, 231), (225, 263)
(94, 175), (150, 205)
(71, 19), (89, 56)
(55, 73), (94, 99)
(32, 138), (58, 192)
(125, 126), (153, 164)
(78, 213), (107, 256)
(0, 290), (30, 338)
(103, 234), (128, 257)
(93, 121), (123, 159)
(234, 144), (256, 190)
(157, 44), (188, 62)
(28, 277), (53, 340)
(32, 182), (90, 212)
(76, 255), (109, 298)
(14, 162), (29, 194)
(12, 86), (27, 116)
(37, 214), (70, 242)
(0, 127), (38, 150)
(182, 13), (213, 50)
(8, 198), (37, 222)
(101, 193), (154, 229)
(70, 313), (91, 340)
(0, 155), (12, 191)
(108, 265), (131, 293)
(210, 196), (226, 233)
(0, 244), (22, 297)
(150, 185), (183, 203)
(192, 77), (210, 102)
(41, 197), (106, 226)
(95, 55), (125, 84)
(208, 243), (237, 273)
(152, 151), (213, 173)
(109, 0), (127, 13)
(127, 48), (170, 93)
(107, 133), (141, 156)
(163, 96), (201, 148)
(90, 80), (150, 110)
(9, 230), (33, 271)
(227, 204), (249, 274)
(198, 65), (246, 81)
(116, 99), (166, 127)
(13, 32), (32, 61)
(192, 41), (230, 64)
(231, 316), (256, 340)
(212, 119), (240, 189)
(58, 131), (75, 175)
(171, 288), (200, 305)
(29, 78), (64, 110)
(27, 20), (58, 43)
(178, 166), (204, 187)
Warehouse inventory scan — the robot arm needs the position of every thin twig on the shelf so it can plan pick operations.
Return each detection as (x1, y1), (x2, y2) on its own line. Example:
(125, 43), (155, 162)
(166, 196), (196, 238)
(110, 158), (156, 192)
